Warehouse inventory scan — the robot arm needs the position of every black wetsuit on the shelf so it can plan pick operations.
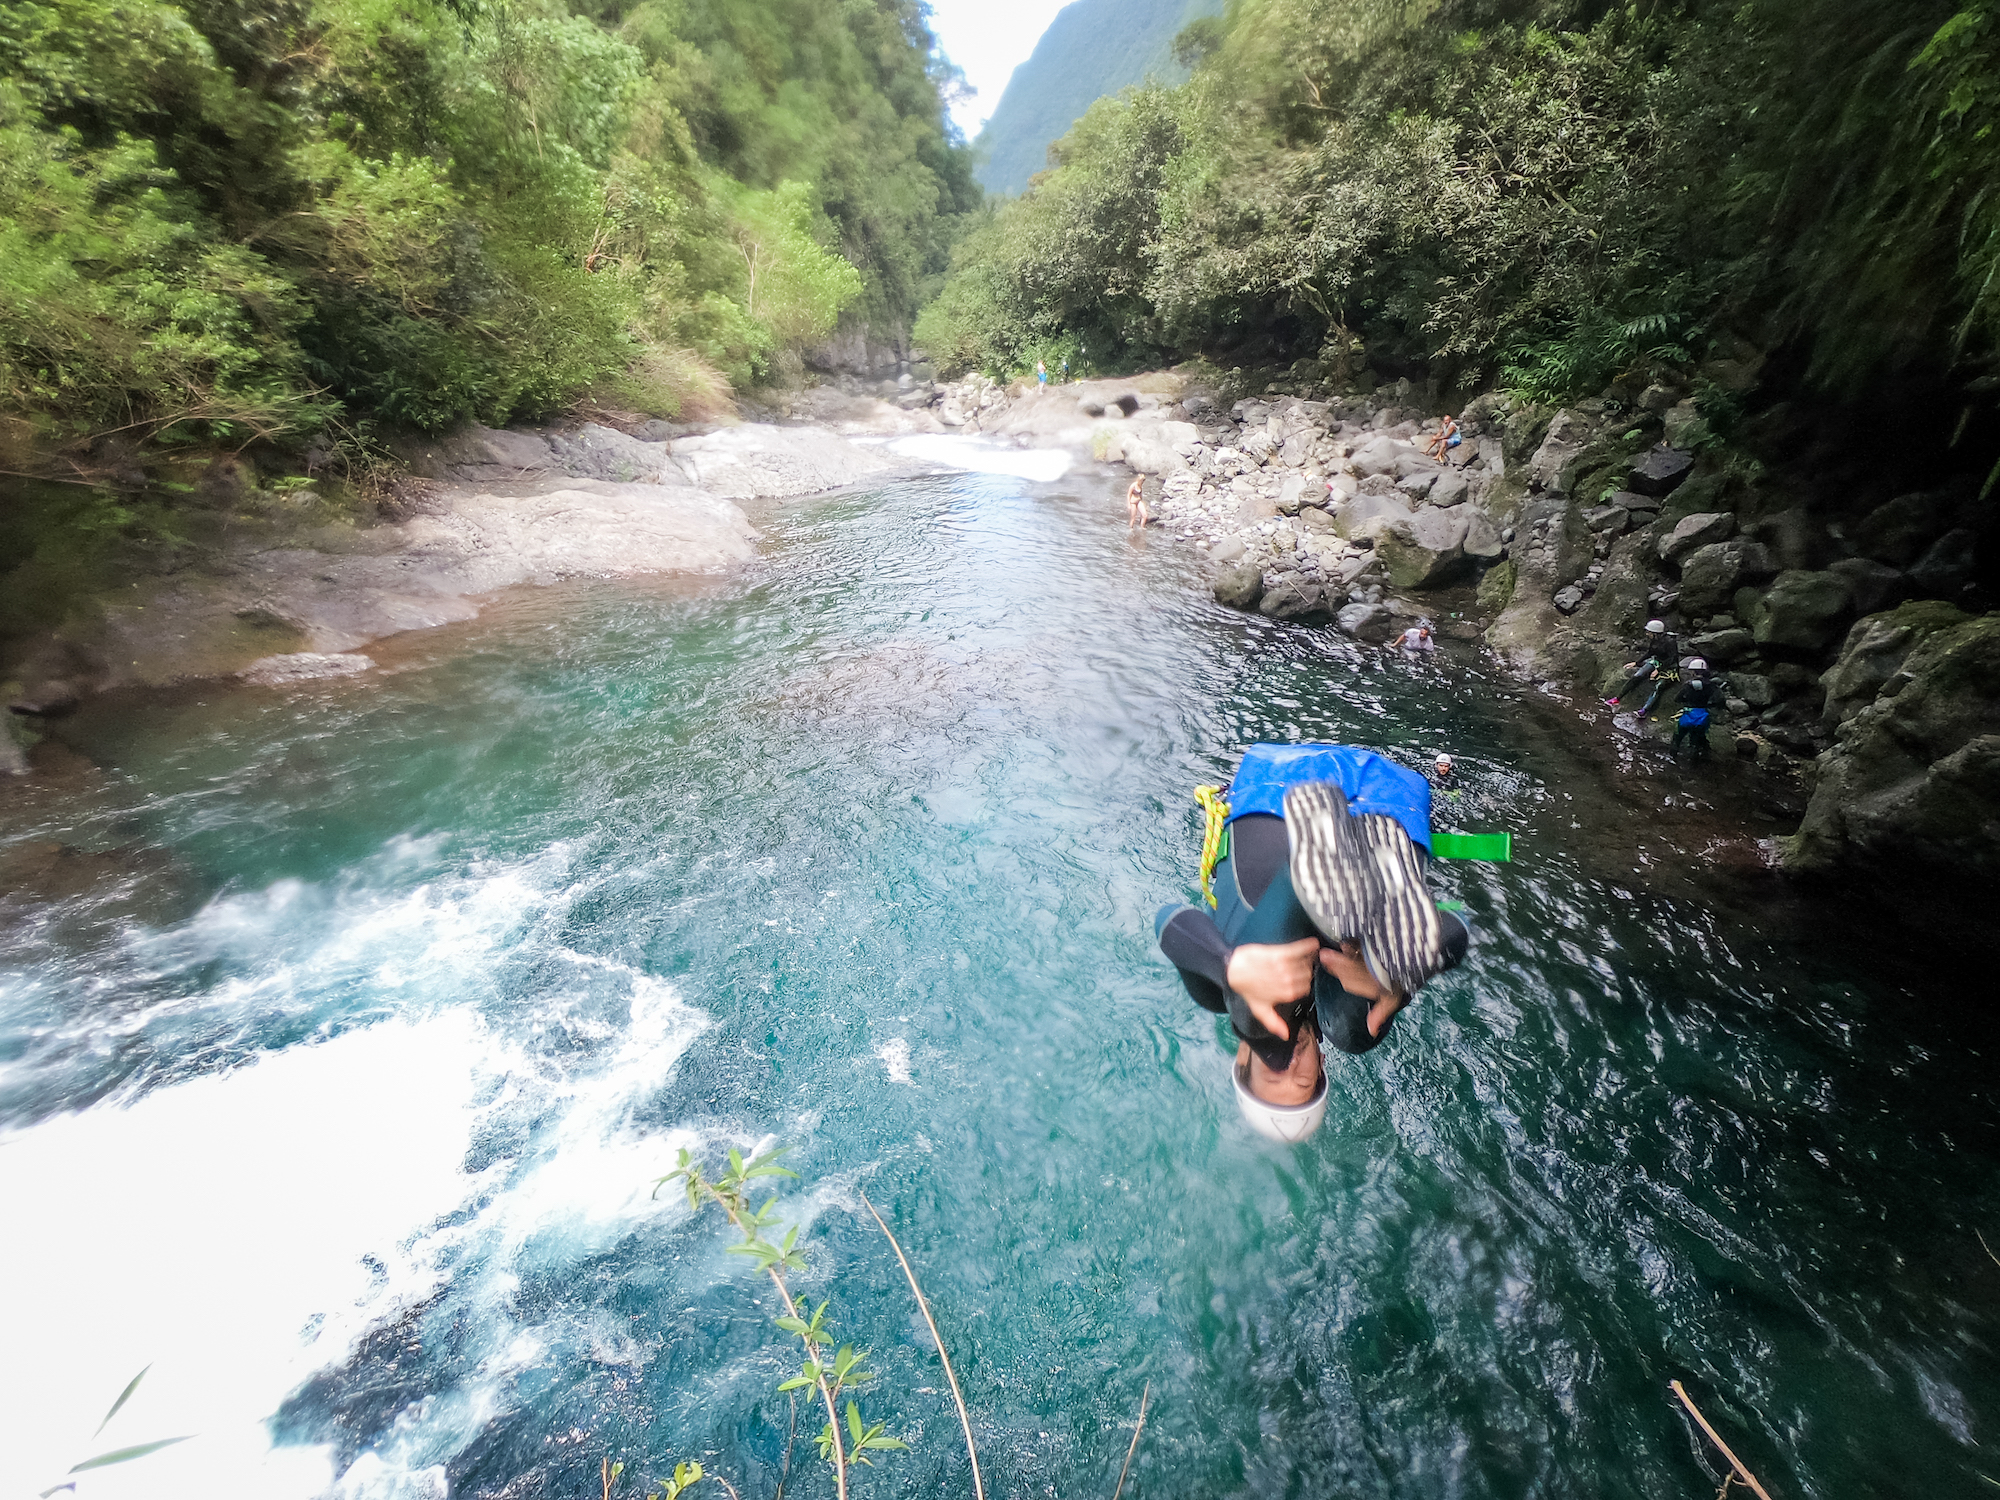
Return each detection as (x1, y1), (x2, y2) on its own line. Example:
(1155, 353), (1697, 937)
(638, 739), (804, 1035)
(1673, 674), (1719, 759)
(1618, 633), (1680, 713)
(1156, 814), (1469, 1066)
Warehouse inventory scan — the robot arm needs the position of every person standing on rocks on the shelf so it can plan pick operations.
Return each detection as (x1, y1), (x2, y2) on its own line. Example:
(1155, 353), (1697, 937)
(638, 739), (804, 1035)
(1127, 476), (1149, 529)
(1607, 618), (1679, 716)
(1672, 658), (1719, 761)
(1036, 359), (1048, 388)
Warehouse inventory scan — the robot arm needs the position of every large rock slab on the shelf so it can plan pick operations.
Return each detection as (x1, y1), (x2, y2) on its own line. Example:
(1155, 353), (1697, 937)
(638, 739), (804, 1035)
(1660, 511), (1735, 564)
(1376, 507), (1472, 590)
(546, 422), (682, 484)
(86, 479), (760, 680)
(1337, 602), (1396, 642)
(670, 423), (903, 498)
(1817, 601), (1972, 729)
(1749, 569), (1854, 652)
(1678, 538), (1776, 616)
(1626, 445), (1694, 497)
(1787, 611), (2000, 880)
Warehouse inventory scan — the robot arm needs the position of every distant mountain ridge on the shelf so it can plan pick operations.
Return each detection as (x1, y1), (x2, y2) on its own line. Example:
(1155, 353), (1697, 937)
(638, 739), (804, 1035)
(973, 0), (1223, 198)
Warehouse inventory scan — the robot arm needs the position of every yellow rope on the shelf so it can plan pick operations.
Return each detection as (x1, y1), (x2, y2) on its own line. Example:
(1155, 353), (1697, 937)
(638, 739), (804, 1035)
(1194, 785), (1230, 909)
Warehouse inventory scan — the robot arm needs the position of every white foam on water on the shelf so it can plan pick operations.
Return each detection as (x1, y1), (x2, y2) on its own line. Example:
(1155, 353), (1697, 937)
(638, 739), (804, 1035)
(885, 433), (1073, 482)
(0, 1011), (491, 1500)
(875, 1036), (914, 1085)
(0, 847), (719, 1500)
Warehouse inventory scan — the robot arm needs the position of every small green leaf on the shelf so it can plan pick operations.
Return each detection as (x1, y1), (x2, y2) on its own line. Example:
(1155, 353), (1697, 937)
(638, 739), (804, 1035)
(864, 1435), (909, 1452)
(776, 1376), (814, 1392)
(846, 1401), (864, 1444)
(96, 1367), (151, 1438)
(773, 1316), (809, 1335)
(68, 1437), (194, 1473)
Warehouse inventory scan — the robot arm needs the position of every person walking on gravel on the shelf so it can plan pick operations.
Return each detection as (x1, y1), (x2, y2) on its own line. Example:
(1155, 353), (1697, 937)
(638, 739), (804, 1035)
(1127, 476), (1149, 529)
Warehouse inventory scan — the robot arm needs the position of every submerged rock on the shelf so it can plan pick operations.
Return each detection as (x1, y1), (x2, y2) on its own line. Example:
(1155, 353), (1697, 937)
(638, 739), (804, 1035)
(239, 652), (374, 686)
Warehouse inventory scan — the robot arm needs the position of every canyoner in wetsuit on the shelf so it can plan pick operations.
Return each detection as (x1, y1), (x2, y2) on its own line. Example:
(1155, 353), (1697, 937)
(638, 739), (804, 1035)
(1156, 744), (1493, 1143)
(1608, 619), (1680, 718)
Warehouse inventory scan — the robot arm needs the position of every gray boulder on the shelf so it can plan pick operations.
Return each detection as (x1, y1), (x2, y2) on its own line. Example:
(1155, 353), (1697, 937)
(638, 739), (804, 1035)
(1428, 469), (1469, 507)
(1214, 563), (1265, 610)
(1553, 584), (1586, 615)
(1529, 410), (1588, 492)
(1787, 612), (2000, 879)
(1731, 672), (1777, 708)
(1396, 470), (1437, 501)
(1331, 491), (1416, 540)
(1817, 600), (1972, 729)
(1260, 576), (1325, 621)
(1685, 627), (1755, 665)
(1852, 492), (1949, 567)
(1211, 536), (1248, 562)
(1827, 557), (1909, 618)
(1376, 507), (1472, 590)
(1908, 528), (1978, 599)
(1352, 439), (1403, 477)
(1749, 569), (1854, 652)
(1626, 446), (1694, 497)
(1660, 511), (1736, 564)
(1678, 539), (1754, 616)
(1336, 601), (1396, 642)
(1462, 510), (1504, 560)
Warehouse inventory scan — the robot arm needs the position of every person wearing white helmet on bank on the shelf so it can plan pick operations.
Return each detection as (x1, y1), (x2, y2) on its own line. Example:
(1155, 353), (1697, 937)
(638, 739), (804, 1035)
(1155, 744), (1474, 1144)
(1605, 618), (1679, 717)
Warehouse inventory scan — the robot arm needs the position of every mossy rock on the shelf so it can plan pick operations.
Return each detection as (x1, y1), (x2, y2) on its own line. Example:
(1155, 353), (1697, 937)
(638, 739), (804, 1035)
(1476, 558), (1517, 612)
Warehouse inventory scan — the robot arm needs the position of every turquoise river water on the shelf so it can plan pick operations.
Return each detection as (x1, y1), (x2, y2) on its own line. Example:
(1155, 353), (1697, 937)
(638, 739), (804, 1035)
(2, 450), (1997, 1500)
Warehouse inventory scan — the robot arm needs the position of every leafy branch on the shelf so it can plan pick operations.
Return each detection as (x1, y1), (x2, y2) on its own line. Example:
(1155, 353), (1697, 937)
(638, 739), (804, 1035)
(655, 1146), (908, 1500)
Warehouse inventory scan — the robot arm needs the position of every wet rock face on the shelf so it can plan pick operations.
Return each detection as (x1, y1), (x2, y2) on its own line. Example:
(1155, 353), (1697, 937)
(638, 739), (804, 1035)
(1788, 612), (2000, 879)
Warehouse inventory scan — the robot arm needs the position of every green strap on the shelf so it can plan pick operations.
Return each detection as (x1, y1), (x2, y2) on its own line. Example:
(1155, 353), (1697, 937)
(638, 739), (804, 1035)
(1431, 831), (1512, 862)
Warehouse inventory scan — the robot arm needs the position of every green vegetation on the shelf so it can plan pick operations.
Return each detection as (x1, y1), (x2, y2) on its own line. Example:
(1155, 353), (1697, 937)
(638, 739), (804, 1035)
(0, 0), (976, 460)
(657, 1145), (910, 1500)
(919, 0), (2000, 413)
(971, 0), (1222, 198)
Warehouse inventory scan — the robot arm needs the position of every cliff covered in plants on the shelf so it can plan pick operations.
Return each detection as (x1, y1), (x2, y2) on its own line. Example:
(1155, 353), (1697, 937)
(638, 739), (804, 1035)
(0, 0), (978, 465)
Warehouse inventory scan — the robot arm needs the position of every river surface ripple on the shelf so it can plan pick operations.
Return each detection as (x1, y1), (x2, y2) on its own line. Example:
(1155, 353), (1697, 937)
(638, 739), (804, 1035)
(1, 464), (1996, 1500)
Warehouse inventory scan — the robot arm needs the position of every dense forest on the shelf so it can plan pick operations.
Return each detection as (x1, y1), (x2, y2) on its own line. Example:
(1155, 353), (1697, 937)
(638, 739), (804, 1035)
(0, 0), (979, 463)
(918, 0), (2000, 435)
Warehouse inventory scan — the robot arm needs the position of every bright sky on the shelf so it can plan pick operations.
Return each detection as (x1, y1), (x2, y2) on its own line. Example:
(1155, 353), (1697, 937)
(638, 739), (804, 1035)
(926, 0), (1075, 140)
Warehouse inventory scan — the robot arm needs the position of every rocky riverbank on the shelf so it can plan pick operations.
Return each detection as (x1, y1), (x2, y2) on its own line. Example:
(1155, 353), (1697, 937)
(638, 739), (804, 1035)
(0, 418), (920, 774)
(898, 364), (1997, 887)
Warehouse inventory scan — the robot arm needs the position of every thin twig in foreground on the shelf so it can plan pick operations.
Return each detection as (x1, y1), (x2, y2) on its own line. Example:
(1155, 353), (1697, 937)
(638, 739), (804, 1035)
(1978, 1228), (2000, 1270)
(773, 1392), (797, 1500)
(1111, 1381), (1150, 1500)
(857, 1189), (985, 1500)
(712, 1476), (742, 1500)
(1670, 1380), (1775, 1500)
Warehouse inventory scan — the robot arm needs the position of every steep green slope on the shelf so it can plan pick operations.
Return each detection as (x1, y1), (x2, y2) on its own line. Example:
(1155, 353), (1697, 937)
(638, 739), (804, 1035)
(972, 0), (1221, 198)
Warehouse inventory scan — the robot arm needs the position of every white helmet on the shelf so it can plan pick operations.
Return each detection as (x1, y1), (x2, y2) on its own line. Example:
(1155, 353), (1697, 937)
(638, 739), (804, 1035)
(1684, 657), (1708, 672)
(1645, 618), (1667, 634)
(1232, 1053), (1328, 1144)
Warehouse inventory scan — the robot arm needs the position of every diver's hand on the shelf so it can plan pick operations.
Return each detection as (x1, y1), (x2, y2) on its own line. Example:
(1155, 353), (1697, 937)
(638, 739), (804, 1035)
(1320, 940), (1408, 1037)
(1225, 938), (1321, 1039)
